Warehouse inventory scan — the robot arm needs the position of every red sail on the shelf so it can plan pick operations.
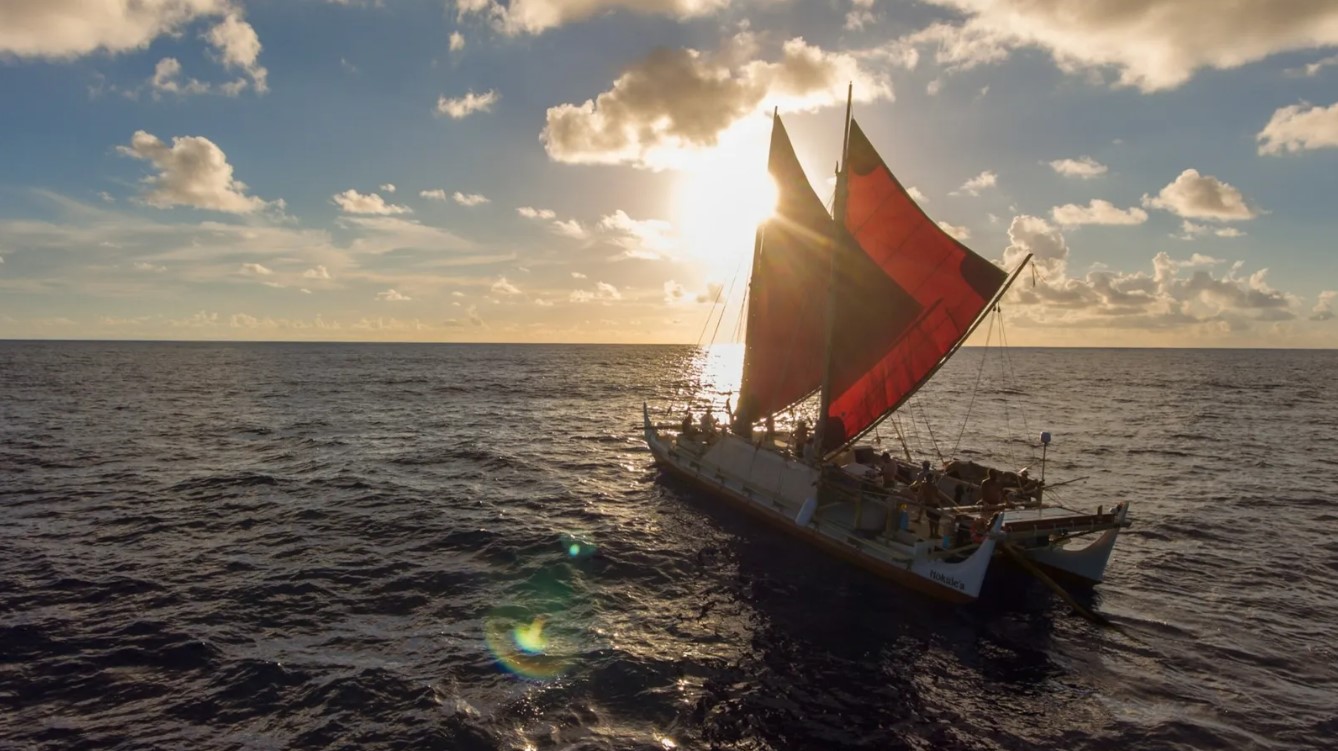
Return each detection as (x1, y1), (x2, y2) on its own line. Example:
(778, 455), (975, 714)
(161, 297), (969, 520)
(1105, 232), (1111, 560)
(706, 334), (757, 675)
(736, 115), (833, 429)
(823, 120), (1007, 448)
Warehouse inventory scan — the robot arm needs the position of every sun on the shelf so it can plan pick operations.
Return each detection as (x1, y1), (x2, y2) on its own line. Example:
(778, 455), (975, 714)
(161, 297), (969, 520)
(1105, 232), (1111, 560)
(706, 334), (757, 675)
(673, 143), (780, 279)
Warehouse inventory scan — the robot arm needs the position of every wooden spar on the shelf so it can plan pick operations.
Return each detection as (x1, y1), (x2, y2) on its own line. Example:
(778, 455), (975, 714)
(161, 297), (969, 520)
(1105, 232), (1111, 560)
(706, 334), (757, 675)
(1001, 542), (1117, 628)
(815, 82), (854, 459)
(830, 252), (1036, 456)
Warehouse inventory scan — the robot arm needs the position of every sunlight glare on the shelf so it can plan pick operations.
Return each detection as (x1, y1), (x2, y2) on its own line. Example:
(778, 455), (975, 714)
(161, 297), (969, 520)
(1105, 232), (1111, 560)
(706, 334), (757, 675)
(673, 121), (778, 280)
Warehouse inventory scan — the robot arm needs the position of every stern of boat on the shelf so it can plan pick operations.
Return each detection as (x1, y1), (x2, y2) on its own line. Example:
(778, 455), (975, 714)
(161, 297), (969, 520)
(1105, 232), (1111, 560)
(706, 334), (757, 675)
(909, 514), (1004, 601)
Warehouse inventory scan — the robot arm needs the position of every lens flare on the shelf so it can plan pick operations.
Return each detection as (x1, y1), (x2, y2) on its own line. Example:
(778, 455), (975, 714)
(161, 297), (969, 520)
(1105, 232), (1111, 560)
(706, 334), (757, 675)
(485, 612), (569, 680)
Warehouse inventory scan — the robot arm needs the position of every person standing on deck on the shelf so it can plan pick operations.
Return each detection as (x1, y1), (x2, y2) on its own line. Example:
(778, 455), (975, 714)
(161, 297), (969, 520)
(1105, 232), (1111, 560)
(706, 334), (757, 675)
(980, 468), (1004, 515)
(700, 408), (716, 436)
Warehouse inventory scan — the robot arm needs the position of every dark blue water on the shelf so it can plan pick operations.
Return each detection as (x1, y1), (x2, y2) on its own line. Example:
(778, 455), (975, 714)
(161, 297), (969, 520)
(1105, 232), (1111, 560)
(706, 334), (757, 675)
(2, 342), (1335, 750)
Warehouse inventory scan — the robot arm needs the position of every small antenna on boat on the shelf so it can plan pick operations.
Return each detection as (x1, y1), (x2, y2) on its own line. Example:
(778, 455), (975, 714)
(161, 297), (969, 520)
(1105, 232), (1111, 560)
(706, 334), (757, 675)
(1039, 431), (1051, 503)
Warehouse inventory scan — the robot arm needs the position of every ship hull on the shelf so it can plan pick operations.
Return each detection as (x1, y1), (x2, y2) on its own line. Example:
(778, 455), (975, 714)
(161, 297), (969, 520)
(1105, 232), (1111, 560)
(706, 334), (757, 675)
(644, 405), (998, 603)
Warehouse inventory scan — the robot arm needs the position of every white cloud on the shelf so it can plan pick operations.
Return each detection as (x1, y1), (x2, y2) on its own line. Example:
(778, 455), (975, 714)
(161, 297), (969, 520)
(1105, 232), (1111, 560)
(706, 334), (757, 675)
(1049, 156), (1107, 179)
(551, 219), (588, 239)
(1051, 199), (1148, 226)
(936, 220), (971, 241)
(453, 191), (490, 207)
(595, 281), (621, 300)
(599, 210), (675, 259)
(999, 216), (1298, 333)
(118, 130), (269, 213)
(380, 183), (396, 193)
(952, 170), (996, 196)
(542, 34), (892, 168)
(906, 185), (928, 204)
(1176, 220), (1246, 240)
(896, 0), (1338, 92)
(456, 0), (729, 36)
(1312, 291), (1336, 321)
(376, 288), (411, 301)
(0, 0), (230, 59)
(926, 78), (942, 96)
(134, 261), (166, 272)
(1142, 168), (1256, 221)
(204, 13), (267, 93)
(239, 262), (272, 276)
(663, 279), (687, 303)
(491, 277), (522, 295)
(1298, 54), (1338, 77)
(436, 90), (498, 119)
(1257, 100), (1338, 155)
(303, 265), (331, 279)
(1002, 215), (1068, 278)
(518, 206), (557, 220)
(420, 189), (448, 200)
(149, 57), (209, 96)
(571, 271), (587, 279)
(449, 31), (465, 51)
(332, 189), (411, 215)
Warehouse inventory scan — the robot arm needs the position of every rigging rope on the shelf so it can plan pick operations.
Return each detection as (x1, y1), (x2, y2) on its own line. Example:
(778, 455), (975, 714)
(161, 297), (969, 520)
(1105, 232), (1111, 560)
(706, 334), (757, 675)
(952, 306), (995, 455)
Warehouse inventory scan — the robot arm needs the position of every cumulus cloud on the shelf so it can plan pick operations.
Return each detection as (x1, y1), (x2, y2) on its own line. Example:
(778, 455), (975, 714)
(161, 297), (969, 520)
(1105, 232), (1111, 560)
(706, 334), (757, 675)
(376, 288), (411, 301)
(149, 57), (209, 96)
(906, 185), (929, 204)
(952, 170), (996, 196)
(204, 13), (267, 93)
(894, 0), (1338, 92)
(1176, 220), (1246, 240)
(456, 0), (729, 36)
(599, 210), (675, 259)
(303, 265), (331, 279)
(1049, 156), (1107, 179)
(420, 189), (447, 200)
(491, 277), (522, 295)
(569, 280), (622, 303)
(239, 262), (272, 275)
(1051, 199), (1148, 226)
(453, 191), (490, 207)
(571, 271), (587, 279)
(449, 31), (465, 51)
(1257, 100), (1338, 155)
(551, 219), (587, 239)
(937, 220), (971, 241)
(1000, 215), (1298, 334)
(517, 206), (557, 220)
(0, 0), (230, 58)
(117, 130), (269, 213)
(332, 189), (411, 215)
(542, 33), (892, 168)
(663, 279), (687, 303)
(380, 183), (396, 193)
(1142, 169), (1256, 221)
(1312, 291), (1336, 321)
(436, 89), (498, 119)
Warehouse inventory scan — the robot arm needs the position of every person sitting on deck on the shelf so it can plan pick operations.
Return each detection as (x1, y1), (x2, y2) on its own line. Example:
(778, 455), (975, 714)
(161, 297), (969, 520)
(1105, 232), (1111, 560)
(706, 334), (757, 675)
(980, 468), (1005, 515)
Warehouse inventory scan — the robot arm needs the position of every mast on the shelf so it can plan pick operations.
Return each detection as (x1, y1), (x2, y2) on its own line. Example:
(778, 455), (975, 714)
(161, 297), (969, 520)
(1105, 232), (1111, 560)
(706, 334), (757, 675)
(815, 83), (854, 458)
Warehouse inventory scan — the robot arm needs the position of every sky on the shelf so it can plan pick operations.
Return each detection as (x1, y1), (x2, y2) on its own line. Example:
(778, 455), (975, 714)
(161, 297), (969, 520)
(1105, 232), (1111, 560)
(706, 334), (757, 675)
(1, 0), (1336, 347)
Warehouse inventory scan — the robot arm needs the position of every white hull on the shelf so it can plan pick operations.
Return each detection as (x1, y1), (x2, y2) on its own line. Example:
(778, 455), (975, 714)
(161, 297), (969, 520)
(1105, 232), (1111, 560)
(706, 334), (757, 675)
(644, 405), (1001, 603)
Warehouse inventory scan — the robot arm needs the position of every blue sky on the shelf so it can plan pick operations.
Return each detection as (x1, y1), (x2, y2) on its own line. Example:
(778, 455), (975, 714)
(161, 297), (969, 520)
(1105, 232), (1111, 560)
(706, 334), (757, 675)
(1, 0), (1336, 346)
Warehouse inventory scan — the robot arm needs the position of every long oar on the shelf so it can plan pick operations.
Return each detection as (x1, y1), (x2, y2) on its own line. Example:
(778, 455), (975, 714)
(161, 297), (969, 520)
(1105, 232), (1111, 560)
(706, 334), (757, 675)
(1000, 542), (1117, 629)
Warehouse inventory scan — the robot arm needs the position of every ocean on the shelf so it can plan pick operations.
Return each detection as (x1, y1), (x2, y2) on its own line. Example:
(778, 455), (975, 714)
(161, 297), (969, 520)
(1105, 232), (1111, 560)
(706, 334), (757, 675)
(2, 341), (1335, 750)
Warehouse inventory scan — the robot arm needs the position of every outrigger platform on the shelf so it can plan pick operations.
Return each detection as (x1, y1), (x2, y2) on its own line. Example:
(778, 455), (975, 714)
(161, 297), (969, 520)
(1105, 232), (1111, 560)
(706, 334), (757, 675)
(646, 406), (1130, 603)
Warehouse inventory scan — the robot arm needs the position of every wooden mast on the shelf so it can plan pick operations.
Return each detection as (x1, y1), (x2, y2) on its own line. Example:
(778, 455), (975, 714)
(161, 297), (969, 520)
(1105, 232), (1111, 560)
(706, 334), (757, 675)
(815, 83), (853, 460)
